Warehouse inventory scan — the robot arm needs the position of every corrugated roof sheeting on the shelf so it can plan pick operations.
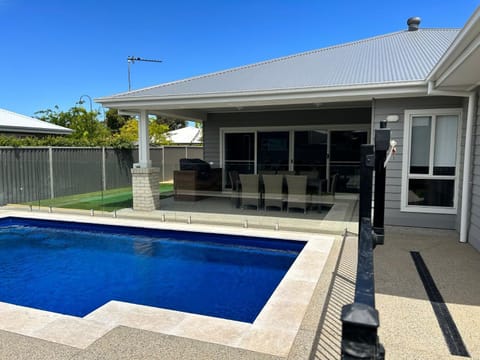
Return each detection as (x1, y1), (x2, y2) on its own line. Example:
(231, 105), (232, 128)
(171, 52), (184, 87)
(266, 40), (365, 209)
(0, 108), (73, 134)
(109, 29), (459, 99)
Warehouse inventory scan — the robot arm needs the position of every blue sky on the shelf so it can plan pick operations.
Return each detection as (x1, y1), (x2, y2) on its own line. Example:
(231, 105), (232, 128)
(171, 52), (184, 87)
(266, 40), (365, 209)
(0, 0), (478, 117)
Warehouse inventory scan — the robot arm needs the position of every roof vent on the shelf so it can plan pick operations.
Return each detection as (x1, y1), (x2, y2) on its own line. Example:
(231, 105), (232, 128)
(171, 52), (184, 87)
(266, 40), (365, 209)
(407, 17), (421, 31)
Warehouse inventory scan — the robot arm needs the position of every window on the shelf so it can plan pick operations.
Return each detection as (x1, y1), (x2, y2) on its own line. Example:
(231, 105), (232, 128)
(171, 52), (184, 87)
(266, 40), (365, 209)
(401, 109), (461, 213)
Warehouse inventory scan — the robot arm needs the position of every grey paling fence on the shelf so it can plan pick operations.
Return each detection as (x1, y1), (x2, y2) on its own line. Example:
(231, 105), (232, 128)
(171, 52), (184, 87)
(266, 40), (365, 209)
(0, 146), (202, 205)
(0, 148), (51, 205)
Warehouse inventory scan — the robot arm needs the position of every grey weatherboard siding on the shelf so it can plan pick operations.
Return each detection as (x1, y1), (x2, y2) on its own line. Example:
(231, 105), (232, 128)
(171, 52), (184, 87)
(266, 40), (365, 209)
(373, 96), (467, 230)
(205, 99), (469, 230)
(468, 90), (480, 251)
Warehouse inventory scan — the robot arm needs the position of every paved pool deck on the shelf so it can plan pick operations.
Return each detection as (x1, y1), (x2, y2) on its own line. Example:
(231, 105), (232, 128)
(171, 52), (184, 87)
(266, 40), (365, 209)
(0, 207), (342, 359)
(0, 206), (479, 359)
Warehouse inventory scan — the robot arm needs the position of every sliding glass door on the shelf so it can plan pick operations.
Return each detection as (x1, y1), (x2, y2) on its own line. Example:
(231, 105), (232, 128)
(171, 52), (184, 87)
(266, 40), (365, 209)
(257, 132), (290, 172)
(224, 132), (254, 188)
(329, 130), (368, 192)
(293, 130), (328, 178)
(223, 128), (368, 192)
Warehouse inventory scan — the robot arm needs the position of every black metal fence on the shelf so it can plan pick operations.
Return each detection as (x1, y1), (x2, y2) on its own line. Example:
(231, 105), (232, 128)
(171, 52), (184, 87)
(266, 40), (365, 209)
(0, 146), (202, 205)
(341, 125), (390, 359)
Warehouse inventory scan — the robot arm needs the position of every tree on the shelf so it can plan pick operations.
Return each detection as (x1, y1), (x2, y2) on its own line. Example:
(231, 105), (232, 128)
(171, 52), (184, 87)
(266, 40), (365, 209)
(156, 116), (186, 130)
(118, 119), (138, 143)
(104, 108), (131, 133)
(119, 119), (171, 145)
(35, 106), (110, 142)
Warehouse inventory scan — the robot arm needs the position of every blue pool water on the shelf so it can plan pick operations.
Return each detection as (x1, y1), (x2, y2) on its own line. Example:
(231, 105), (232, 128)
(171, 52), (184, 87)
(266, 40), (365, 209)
(0, 217), (304, 323)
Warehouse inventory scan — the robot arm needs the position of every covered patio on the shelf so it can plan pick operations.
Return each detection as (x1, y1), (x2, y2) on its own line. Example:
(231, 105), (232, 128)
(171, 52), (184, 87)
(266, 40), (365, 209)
(118, 191), (358, 233)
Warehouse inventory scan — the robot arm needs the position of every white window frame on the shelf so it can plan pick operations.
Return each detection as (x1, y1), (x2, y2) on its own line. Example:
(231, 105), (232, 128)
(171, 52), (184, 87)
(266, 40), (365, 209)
(401, 108), (462, 214)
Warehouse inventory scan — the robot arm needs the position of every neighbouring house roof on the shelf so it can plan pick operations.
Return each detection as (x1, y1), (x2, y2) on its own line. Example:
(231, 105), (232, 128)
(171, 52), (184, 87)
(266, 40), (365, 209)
(0, 108), (73, 135)
(166, 126), (202, 144)
(96, 24), (461, 118)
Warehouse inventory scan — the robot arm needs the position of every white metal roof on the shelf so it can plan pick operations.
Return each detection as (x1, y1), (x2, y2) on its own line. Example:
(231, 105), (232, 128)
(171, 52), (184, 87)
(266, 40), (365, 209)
(99, 29), (458, 101)
(166, 126), (202, 144)
(0, 108), (73, 135)
(96, 27), (462, 121)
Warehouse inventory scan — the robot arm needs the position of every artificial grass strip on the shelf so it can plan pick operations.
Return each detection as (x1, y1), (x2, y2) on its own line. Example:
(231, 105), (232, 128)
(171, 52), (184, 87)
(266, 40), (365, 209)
(28, 184), (174, 212)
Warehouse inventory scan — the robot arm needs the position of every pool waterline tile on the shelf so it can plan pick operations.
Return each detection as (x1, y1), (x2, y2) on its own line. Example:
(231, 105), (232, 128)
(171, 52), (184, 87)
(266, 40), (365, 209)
(0, 210), (335, 356)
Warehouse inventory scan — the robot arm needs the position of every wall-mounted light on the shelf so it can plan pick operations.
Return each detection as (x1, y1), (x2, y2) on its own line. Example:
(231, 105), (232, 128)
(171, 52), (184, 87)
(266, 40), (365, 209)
(386, 114), (400, 122)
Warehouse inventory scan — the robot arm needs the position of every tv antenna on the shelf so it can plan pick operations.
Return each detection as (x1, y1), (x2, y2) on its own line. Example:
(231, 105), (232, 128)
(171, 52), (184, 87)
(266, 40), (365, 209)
(127, 56), (162, 91)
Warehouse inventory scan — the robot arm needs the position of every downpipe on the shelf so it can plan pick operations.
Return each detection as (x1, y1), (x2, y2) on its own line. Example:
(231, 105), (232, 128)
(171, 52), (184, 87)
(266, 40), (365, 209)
(427, 81), (476, 243)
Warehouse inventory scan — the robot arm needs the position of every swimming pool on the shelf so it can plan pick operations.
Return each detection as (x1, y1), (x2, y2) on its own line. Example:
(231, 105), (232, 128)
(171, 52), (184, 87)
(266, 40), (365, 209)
(0, 217), (305, 323)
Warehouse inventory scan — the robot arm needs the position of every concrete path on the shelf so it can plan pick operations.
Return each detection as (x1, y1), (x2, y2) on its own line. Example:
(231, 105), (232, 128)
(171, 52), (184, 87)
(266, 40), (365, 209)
(313, 226), (480, 360)
(375, 227), (480, 359)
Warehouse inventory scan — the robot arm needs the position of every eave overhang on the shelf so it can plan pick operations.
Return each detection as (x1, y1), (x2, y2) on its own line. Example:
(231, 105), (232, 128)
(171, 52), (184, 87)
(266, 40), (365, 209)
(428, 7), (480, 91)
(96, 81), (428, 121)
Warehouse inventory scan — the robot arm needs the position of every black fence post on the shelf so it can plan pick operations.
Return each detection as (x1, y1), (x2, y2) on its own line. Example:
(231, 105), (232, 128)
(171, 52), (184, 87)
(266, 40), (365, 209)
(341, 218), (384, 359)
(341, 125), (391, 359)
(359, 144), (375, 235)
(373, 124), (390, 246)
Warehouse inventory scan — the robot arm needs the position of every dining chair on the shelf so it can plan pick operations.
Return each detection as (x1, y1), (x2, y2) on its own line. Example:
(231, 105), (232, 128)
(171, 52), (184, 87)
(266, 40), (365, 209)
(262, 174), (284, 211)
(239, 174), (261, 210)
(285, 175), (308, 213)
(228, 170), (240, 208)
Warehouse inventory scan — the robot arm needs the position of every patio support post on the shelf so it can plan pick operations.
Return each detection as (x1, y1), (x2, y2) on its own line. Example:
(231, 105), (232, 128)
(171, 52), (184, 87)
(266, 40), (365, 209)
(131, 110), (160, 211)
(138, 110), (151, 168)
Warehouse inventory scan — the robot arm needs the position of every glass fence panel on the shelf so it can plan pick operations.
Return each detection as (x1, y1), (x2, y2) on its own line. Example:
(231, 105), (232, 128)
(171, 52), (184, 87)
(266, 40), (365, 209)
(329, 162), (361, 193)
(1, 146), (356, 222)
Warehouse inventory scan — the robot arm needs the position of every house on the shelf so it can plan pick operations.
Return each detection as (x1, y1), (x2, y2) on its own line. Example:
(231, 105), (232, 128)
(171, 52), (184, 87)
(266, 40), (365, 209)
(97, 9), (480, 251)
(0, 108), (73, 136)
(166, 126), (202, 145)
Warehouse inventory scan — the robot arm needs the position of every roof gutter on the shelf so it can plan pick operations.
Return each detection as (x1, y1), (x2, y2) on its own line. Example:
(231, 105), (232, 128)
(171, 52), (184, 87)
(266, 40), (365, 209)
(97, 82), (427, 113)
(427, 81), (476, 243)
(0, 126), (73, 135)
